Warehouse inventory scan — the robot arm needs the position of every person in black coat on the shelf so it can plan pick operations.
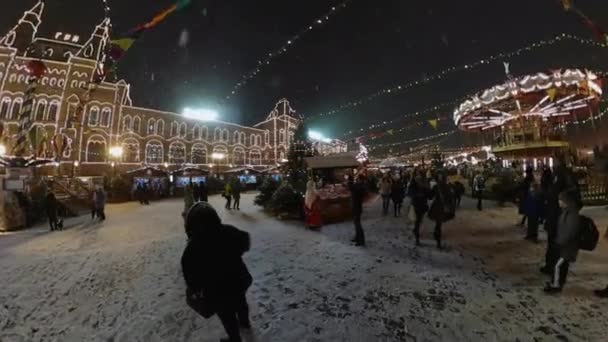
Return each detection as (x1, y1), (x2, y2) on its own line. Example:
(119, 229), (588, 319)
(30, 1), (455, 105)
(181, 202), (252, 342)
(348, 174), (367, 247)
(518, 168), (535, 226)
(390, 176), (405, 217)
(428, 174), (455, 249)
(46, 192), (59, 231)
(410, 175), (430, 246)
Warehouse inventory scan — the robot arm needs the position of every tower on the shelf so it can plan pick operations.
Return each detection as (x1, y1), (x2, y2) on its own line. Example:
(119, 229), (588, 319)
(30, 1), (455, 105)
(0, 1), (45, 54)
(76, 18), (110, 62)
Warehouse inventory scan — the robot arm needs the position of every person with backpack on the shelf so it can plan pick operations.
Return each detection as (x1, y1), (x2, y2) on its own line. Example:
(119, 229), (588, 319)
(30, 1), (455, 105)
(427, 174), (455, 250)
(181, 202), (252, 342)
(544, 190), (583, 293)
(473, 173), (485, 211)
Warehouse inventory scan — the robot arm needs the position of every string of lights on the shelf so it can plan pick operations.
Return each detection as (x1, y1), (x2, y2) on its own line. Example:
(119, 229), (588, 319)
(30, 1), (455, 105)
(313, 33), (607, 118)
(369, 130), (457, 148)
(225, 0), (352, 100)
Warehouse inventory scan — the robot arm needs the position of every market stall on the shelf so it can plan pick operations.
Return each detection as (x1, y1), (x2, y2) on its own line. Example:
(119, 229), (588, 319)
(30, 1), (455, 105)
(125, 166), (170, 200)
(172, 167), (210, 195)
(224, 167), (261, 191)
(305, 153), (359, 224)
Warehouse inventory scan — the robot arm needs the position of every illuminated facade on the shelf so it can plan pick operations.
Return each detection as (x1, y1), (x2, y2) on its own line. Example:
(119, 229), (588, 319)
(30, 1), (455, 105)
(0, 1), (299, 176)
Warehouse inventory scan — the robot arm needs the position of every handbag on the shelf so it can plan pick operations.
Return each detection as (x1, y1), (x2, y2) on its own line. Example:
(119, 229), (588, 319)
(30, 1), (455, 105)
(186, 289), (215, 318)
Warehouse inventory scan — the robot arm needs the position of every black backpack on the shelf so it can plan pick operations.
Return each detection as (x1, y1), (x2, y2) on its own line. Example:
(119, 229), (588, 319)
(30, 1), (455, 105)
(579, 215), (599, 251)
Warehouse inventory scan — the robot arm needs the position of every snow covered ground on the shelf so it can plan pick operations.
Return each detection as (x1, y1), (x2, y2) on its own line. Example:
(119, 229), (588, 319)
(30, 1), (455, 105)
(1, 193), (608, 342)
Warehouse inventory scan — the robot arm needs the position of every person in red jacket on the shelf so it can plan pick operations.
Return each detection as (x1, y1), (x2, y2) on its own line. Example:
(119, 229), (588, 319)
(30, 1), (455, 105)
(304, 180), (322, 230)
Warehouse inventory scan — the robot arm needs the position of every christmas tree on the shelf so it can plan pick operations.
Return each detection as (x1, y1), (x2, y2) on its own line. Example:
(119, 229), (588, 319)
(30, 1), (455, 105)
(284, 121), (315, 193)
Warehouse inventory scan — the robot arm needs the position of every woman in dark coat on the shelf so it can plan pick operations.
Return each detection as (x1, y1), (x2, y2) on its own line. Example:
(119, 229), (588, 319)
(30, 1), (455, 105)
(428, 174), (456, 249)
(46, 192), (59, 231)
(390, 176), (405, 217)
(181, 202), (252, 342)
(518, 168), (535, 226)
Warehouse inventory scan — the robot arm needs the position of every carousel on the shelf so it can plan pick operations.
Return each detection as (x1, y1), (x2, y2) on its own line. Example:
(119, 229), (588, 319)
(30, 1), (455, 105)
(454, 68), (603, 163)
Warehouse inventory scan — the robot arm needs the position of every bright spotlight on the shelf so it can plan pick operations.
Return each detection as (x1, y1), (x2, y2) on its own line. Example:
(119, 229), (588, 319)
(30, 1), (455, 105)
(183, 107), (218, 121)
(308, 130), (331, 143)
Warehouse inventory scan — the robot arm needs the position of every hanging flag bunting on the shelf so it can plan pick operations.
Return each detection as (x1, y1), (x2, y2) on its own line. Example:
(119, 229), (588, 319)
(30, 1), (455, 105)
(428, 119), (439, 130)
(559, 1), (608, 44)
(12, 60), (46, 156)
(547, 88), (557, 101)
(386, 129), (394, 135)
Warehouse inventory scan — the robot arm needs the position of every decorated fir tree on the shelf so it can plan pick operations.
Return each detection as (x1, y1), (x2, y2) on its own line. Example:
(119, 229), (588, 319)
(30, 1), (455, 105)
(284, 122), (315, 193)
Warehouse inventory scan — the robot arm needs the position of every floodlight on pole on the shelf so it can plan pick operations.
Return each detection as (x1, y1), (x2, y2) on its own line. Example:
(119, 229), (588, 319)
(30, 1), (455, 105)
(109, 146), (123, 158)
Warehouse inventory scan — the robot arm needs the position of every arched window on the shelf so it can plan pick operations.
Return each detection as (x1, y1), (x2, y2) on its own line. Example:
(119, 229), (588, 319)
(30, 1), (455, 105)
(47, 101), (59, 121)
(169, 141), (187, 164)
(233, 131), (240, 144)
(233, 148), (246, 165)
(249, 150), (262, 165)
(156, 120), (164, 135)
(122, 138), (140, 163)
(100, 108), (112, 127)
(222, 129), (229, 142)
(179, 123), (187, 138)
(279, 151), (285, 160)
(249, 135), (255, 146)
(212, 146), (228, 165)
(201, 126), (208, 140)
(288, 132), (294, 145)
(147, 118), (155, 135)
(35, 100), (47, 121)
(11, 98), (22, 119)
(88, 106), (100, 126)
(214, 127), (221, 142)
(171, 121), (178, 136)
(122, 115), (132, 132)
(256, 135), (262, 146)
(279, 129), (285, 144)
(240, 132), (246, 145)
(1, 98), (11, 119)
(145, 140), (164, 164)
(132, 116), (141, 132)
(193, 125), (200, 140)
(191, 143), (207, 164)
(86, 135), (106, 162)
(265, 130), (270, 145)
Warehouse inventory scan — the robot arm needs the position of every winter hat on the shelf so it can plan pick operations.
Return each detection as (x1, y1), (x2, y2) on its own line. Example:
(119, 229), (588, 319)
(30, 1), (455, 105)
(185, 202), (222, 239)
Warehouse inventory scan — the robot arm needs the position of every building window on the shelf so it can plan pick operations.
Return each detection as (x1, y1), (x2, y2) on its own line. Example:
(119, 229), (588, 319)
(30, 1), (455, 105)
(249, 135), (255, 146)
(233, 148), (246, 165)
(212, 146), (228, 165)
(1, 98), (11, 119)
(86, 135), (106, 162)
(123, 115), (132, 132)
(147, 118), (155, 135)
(240, 132), (246, 145)
(35, 100), (47, 121)
(256, 135), (262, 146)
(222, 129), (229, 142)
(279, 129), (285, 144)
(179, 123), (187, 138)
(191, 144), (207, 164)
(201, 126), (208, 140)
(88, 106), (99, 126)
(156, 120), (164, 135)
(169, 141), (187, 164)
(132, 116), (141, 132)
(249, 150), (262, 165)
(101, 108), (112, 127)
(47, 101), (59, 121)
(265, 130), (270, 145)
(233, 131), (240, 144)
(145, 140), (164, 164)
(11, 98), (22, 119)
(122, 139), (140, 163)
(288, 132), (294, 145)
(193, 125), (200, 140)
(171, 121), (178, 136)
(214, 127), (221, 142)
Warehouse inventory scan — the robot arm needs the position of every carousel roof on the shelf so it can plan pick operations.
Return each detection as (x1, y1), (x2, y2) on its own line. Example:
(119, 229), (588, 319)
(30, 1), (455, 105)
(454, 69), (602, 131)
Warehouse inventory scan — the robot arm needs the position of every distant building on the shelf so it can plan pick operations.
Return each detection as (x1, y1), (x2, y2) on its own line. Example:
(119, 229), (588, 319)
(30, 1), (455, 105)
(0, 1), (299, 176)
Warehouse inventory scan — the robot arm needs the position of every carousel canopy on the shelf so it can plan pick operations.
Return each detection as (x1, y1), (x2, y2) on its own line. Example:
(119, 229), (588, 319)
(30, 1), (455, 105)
(454, 69), (602, 132)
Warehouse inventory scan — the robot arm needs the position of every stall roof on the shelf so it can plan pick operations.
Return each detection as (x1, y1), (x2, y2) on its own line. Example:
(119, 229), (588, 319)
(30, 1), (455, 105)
(305, 153), (359, 169)
(125, 166), (169, 178)
(225, 167), (261, 174)
(172, 167), (210, 176)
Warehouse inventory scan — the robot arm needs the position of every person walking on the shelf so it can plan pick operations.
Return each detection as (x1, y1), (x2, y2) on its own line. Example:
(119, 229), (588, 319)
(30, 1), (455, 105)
(224, 181), (233, 210)
(544, 190), (582, 293)
(379, 174), (392, 216)
(518, 168), (535, 226)
(410, 174), (430, 246)
(232, 179), (242, 210)
(199, 181), (209, 202)
(304, 180), (322, 230)
(184, 183), (195, 217)
(91, 188), (97, 219)
(94, 187), (107, 221)
(524, 182), (543, 243)
(46, 192), (60, 231)
(192, 182), (201, 202)
(349, 174), (367, 247)
(473, 173), (485, 211)
(391, 175), (405, 217)
(451, 180), (465, 207)
(428, 174), (456, 250)
(402, 172), (413, 224)
(181, 202), (253, 342)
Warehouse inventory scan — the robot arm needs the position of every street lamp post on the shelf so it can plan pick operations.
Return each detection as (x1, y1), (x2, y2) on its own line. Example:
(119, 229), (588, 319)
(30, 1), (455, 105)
(72, 160), (79, 178)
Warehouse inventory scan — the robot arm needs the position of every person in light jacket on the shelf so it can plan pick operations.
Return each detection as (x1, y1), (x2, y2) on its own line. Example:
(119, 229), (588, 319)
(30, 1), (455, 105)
(544, 190), (581, 293)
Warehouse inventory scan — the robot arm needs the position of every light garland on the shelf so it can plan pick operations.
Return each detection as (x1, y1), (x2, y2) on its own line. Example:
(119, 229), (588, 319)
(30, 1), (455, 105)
(369, 130), (457, 148)
(225, 0), (352, 100)
(312, 33), (607, 118)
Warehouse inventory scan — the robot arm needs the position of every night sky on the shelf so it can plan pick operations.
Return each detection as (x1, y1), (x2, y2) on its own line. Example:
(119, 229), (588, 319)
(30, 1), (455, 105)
(2, 0), (608, 151)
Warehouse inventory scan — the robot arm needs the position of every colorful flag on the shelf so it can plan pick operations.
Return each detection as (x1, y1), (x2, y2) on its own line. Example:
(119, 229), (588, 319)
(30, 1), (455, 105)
(428, 119), (438, 130)
(547, 88), (557, 101)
